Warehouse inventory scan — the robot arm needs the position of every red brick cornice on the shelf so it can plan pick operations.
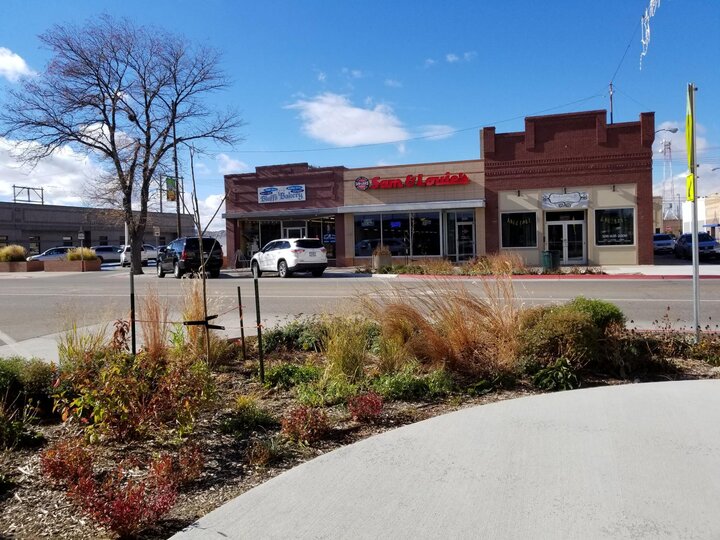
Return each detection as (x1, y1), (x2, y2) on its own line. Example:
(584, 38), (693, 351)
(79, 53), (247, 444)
(485, 153), (652, 180)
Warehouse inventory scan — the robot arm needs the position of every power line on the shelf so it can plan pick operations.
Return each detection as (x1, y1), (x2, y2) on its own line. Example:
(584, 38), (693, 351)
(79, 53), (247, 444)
(610, 22), (641, 84)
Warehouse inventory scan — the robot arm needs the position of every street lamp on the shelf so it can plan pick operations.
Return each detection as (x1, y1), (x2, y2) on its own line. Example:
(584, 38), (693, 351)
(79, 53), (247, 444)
(655, 127), (678, 135)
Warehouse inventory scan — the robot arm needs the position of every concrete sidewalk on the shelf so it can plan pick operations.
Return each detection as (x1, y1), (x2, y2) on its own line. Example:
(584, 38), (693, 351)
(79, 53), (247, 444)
(172, 380), (720, 540)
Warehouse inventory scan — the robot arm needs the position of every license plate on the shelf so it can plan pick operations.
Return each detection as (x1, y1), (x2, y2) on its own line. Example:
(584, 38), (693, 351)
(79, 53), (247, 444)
(309, 252), (316, 257)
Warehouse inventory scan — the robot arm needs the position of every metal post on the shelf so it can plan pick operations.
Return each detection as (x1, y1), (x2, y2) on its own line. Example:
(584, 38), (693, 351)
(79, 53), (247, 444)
(254, 276), (264, 383)
(688, 83), (700, 344)
(125, 221), (136, 355)
(237, 286), (247, 361)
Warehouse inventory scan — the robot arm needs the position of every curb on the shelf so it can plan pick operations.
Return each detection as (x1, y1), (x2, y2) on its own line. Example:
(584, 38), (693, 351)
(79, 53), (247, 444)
(371, 273), (720, 280)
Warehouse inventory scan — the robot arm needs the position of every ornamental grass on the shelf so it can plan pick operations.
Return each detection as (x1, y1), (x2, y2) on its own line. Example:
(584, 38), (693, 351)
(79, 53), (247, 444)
(0, 244), (28, 262)
(66, 247), (98, 261)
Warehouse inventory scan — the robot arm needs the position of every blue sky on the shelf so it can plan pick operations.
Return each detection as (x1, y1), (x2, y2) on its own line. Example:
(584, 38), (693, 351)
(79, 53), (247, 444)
(1, 0), (718, 228)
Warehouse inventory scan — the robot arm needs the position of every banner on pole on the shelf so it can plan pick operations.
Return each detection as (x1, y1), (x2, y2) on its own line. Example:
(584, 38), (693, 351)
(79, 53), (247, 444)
(686, 86), (695, 202)
(166, 177), (177, 202)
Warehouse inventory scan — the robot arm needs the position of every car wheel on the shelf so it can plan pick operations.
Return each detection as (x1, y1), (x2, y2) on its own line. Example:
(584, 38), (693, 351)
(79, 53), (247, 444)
(173, 262), (183, 279)
(251, 261), (262, 278)
(311, 269), (324, 277)
(157, 261), (165, 278)
(277, 260), (291, 278)
(210, 269), (220, 279)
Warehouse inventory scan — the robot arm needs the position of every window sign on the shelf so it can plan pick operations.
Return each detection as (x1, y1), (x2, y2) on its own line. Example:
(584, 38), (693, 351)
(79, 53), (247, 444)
(257, 185), (306, 204)
(595, 208), (634, 245)
(501, 212), (537, 248)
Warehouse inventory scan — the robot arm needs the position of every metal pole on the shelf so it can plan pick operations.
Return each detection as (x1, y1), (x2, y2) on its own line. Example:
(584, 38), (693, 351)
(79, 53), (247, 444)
(125, 221), (136, 355)
(237, 286), (247, 361)
(689, 83), (700, 344)
(172, 102), (181, 239)
(254, 276), (264, 383)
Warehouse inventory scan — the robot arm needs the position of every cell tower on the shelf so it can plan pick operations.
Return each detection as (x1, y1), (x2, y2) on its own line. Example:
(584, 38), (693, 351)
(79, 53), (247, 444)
(660, 140), (679, 220)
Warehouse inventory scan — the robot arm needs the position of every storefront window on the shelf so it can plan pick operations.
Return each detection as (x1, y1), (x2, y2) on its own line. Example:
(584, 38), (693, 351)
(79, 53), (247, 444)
(501, 212), (537, 248)
(595, 208), (634, 245)
(0, 235), (7, 248)
(412, 212), (441, 256)
(259, 221), (281, 249)
(355, 214), (381, 256)
(308, 217), (336, 259)
(382, 213), (410, 256)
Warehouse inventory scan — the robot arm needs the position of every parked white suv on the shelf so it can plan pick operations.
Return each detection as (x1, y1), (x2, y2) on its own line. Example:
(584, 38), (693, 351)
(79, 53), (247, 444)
(250, 238), (327, 278)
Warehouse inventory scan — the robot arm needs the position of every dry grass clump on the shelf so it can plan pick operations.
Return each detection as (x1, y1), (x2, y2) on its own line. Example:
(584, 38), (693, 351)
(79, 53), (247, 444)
(321, 316), (371, 383)
(362, 278), (522, 378)
(0, 245), (27, 262)
(66, 247), (98, 261)
(139, 287), (169, 361)
(415, 258), (455, 275)
(461, 252), (529, 275)
(180, 279), (234, 367)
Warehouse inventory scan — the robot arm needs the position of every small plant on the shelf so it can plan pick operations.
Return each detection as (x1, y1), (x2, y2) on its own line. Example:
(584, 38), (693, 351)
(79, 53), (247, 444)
(322, 317), (373, 384)
(532, 357), (580, 391)
(370, 366), (453, 401)
(0, 245), (27, 262)
(150, 443), (204, 488)
(262, 317), (327, 353)
(246, 436), (285, 467)
(220, 395), (276, 434)
(0, 401), (43, 449)
(66, 247), (98, 261)
(41, 437), (93, 486)
(296, 378), (360, 407)
(372, 244), (391, 257)
(281, 405), (329, 445)
(347, 392), (384, 422)
(264, 363), (321, 389)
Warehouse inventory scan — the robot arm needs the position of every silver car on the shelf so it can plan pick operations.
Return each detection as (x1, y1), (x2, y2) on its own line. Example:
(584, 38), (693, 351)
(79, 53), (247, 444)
(27, 246), (74, 261)
(91, 245), (122, 264)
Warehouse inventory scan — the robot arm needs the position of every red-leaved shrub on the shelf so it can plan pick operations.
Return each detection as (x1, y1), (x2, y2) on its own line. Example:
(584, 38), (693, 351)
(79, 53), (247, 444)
(40, 438), (93, 486)
(281, 406), (329, 444)
(347, 392), (384, 422)
(68, 460), (177, 538)
(150, 443), (204, 488)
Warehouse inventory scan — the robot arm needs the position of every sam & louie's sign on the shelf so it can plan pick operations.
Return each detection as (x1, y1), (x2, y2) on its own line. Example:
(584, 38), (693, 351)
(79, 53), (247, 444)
(355, 172), (470, 191)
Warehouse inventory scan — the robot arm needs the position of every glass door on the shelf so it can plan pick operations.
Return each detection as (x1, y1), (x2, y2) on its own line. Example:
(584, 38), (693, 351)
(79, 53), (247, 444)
(283, 226), (306, 238)
(545, 221), (586, 265)
(456, 222), (475, 261)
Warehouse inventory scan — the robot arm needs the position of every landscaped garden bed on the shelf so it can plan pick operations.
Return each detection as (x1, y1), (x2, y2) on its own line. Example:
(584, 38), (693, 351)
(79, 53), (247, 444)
(1, 279), (718, 539)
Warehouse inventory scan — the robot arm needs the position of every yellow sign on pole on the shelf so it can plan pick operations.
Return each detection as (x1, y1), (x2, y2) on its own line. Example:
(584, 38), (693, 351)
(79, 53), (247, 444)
(686, 86), (695, 202)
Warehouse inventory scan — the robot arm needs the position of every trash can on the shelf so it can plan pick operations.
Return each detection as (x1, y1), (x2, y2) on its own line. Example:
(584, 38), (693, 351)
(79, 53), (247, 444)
(541, 250), (553, 270)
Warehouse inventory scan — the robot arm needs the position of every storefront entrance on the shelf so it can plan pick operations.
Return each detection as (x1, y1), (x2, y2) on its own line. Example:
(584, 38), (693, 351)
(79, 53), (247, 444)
(283, 226), (306, 238)
(445, 210), (475, 261)
(545, 211), (586, 265)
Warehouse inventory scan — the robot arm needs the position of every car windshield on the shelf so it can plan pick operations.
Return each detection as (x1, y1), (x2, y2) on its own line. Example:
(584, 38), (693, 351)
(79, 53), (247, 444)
(295, 239), (323, 249)
(185, 238), (220, 251)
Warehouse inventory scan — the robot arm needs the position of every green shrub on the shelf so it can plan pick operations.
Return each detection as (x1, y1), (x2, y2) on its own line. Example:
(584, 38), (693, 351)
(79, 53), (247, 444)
(566, 297), (626, 332)
(532, 357), (580, 391)
(0, 245), (27, 262)
(370, 366), (453, 401)
(518, 306), (600, 369)
(66, 247), (98, 261)
(55, 351), (215, 441)
(0, 402), (43, 449)
(0, 357), (55, 417)
(600, 326), (676, 377)
(263, 317), (327, 353)
(220, 395), (276, 435)
(264, 363), (321, 389)
(322, 317), (372, 383)
(296, 378), (360, 407)
(0, 357), (24, 405)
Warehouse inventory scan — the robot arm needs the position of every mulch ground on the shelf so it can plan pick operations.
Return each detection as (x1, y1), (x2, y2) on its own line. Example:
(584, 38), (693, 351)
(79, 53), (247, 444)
(1, 356), (718, 539)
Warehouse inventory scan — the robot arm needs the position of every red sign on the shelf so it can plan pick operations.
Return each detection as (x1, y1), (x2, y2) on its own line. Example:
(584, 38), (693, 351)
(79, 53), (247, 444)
(355, 172), (470, 191)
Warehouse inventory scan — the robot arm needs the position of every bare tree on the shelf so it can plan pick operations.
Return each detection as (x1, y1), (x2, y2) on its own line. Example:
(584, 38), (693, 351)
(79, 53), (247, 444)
(1, 15), (242, 273)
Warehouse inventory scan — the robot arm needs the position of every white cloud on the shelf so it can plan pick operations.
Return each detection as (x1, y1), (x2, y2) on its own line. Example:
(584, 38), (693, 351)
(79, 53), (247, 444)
(384, 78), (402, 88)
(446, 53), (460, 63)
(446, 52), (476, 64)
(286, 92), (408, 146)
(424, 58), (437, 68)
(0, 47), (34, 82)
(464, 51), (477, 61)
(217, 153), (249, 175)
(196, 193), (226, 232)
(342, 68), (363, 79)
(0, 137), (103, 205)
(317, 71), (326, 82)
(419, 124), (455, 140)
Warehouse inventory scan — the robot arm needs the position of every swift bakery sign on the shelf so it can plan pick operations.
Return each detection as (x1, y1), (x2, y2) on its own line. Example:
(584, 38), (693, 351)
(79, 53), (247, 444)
(354, 172), (470, 191)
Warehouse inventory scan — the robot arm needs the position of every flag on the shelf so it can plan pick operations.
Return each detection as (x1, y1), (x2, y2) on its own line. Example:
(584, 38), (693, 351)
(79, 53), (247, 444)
(686, 85), (695, 202)
(166, 176), (177, 202)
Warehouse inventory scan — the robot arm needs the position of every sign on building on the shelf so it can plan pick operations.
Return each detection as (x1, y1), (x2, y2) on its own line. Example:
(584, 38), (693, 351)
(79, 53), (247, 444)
(257, 185), (306, 204)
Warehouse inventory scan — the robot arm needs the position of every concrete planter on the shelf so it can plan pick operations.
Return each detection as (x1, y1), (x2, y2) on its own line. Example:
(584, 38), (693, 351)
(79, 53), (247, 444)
(372, 253), (392, 271)
(0, 260), (44, 272)
(43, 259), (102, 272)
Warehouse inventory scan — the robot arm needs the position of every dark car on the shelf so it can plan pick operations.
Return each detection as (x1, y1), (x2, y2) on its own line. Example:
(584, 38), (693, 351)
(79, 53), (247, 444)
(156, 237), (223, 278)
(673, 233), (720, 259)
(652, 234), (675, 254)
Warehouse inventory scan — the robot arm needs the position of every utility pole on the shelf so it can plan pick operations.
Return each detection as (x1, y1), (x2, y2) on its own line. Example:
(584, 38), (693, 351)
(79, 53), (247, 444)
(609, 82), (614, 125)
(687, 83), (700, 344)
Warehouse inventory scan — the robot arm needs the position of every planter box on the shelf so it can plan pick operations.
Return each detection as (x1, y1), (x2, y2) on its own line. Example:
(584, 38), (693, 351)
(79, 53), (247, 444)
(372, 253), (392, 271)
(0, 260), (44, 272)
(43, 259), (102, 272)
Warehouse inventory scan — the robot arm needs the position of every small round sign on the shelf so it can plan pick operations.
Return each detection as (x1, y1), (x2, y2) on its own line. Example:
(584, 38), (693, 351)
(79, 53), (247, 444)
(354, 176), (370, 191)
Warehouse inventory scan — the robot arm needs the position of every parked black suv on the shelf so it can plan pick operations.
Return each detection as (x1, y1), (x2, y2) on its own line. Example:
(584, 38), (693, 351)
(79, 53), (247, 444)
(157, 237), (223, 279)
